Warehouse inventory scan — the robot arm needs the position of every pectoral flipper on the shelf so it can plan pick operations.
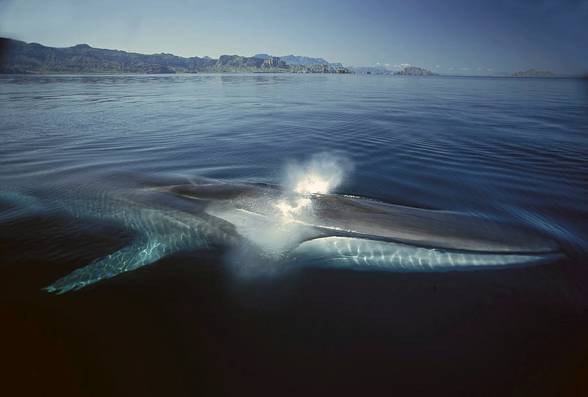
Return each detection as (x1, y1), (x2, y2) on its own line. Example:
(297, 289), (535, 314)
(44, 240), (170, 294)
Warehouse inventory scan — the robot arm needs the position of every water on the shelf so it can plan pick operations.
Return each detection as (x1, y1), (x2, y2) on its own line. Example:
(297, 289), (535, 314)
(1, 74), (588, 395)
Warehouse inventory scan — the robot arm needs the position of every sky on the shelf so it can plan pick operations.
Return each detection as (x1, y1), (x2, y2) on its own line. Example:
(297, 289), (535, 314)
(1, 0), (587, 75)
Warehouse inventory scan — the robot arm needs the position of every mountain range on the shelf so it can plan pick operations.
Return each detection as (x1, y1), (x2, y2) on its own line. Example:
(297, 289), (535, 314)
(0, 38), (350, 74)
(0, 38), (562, 78)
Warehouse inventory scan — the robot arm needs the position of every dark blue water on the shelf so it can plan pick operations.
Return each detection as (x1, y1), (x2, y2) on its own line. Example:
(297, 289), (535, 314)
(1, 74), (588, 396)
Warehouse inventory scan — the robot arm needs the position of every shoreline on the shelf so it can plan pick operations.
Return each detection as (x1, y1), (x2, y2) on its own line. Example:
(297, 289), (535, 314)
(0, 72), (583, 79)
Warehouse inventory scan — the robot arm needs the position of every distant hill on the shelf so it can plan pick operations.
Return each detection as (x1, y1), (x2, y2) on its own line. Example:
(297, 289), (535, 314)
(253, 53), (348, 73)
(0, 38), (350, 74)
(279, 55), (330, 66)
(394, 66), (437, 76)
(512, 69), (556, 77)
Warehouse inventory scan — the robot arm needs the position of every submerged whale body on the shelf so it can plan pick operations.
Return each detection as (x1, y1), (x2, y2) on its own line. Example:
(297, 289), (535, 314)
(0, 177), (561, 293)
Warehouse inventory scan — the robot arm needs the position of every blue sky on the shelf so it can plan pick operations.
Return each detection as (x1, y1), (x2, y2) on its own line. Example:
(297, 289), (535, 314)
(1, 0), (587, 74)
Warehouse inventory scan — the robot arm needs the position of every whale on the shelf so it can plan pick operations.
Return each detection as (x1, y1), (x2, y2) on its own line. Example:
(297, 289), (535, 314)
(0, 176), (563, 294)
(170, 181), (562, 270)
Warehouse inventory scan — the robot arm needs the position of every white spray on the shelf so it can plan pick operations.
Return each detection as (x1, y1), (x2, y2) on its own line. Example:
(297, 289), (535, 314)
(275, 152), (353, 221)
(283, 152), (352, 195)
(225, 153), (353, 275)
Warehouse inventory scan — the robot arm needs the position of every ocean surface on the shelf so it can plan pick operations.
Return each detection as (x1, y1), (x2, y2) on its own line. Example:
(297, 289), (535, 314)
(1, 74), (587, 396)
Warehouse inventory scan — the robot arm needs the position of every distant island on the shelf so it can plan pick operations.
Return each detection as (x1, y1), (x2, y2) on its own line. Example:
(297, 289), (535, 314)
(0, 38), (350, 74)
(511, 69), (556, 77)
(351, 65), (567, 78)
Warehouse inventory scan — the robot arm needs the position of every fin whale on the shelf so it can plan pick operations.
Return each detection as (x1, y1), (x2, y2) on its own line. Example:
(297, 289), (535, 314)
(171, 181), (562, 272)
(171, 182), (559, 254)
(0, 177), (562, 293)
